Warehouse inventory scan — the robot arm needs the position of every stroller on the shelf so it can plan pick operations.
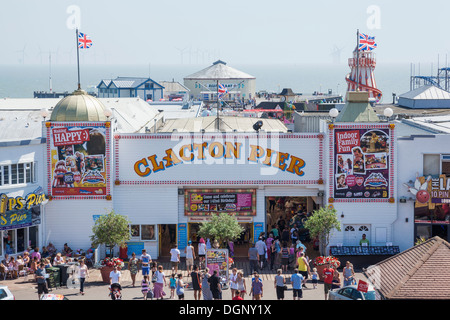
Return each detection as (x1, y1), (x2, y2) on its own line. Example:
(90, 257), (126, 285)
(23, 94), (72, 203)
(109, 283), (122, 300)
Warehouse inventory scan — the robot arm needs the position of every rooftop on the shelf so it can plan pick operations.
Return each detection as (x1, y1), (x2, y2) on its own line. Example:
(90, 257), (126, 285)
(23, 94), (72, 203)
(364, 236), (450, 300)
(184, 60), (255, 80)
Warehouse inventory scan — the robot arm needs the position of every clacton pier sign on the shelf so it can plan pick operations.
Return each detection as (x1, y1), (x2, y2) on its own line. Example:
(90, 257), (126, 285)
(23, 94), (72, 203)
(115, 133), (324, 185)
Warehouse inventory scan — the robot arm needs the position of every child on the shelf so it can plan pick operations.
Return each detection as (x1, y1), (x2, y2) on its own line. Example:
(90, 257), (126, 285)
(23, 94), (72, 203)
(141, 275), (150, 300)
(169, 273), (177, 299)
(176, 274), (187, 300)
(311, 267), (318, 289)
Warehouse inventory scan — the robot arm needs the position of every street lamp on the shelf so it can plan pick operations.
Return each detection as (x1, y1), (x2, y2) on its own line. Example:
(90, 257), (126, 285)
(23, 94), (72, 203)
(383, 107), (393, 121)
(329, 108), (339, 122)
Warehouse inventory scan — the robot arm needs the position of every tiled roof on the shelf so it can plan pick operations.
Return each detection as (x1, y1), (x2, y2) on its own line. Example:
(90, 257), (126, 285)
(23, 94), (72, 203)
(363, 236), (450, 299)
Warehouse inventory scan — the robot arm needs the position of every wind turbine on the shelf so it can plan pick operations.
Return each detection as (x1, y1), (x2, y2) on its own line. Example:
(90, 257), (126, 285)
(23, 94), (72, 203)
(175, 46), (188, 64)
(36, 46), (44, 64)
(15, 45), (27, 64)
(331, 45), (345, 64)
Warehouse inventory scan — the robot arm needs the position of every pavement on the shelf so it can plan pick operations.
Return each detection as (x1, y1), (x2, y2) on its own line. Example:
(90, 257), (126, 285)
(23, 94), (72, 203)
(2, 258), (369, 301)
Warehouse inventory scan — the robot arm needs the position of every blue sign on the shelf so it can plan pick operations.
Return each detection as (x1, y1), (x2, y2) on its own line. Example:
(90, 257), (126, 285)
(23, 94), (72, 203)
(177, 223), (187, 252)
(253, 222), (264, 244)
(126, 242), (145, 257)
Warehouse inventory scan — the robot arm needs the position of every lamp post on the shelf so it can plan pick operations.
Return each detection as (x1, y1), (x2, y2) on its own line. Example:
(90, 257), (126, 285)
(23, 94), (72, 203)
(329, 108), (339, 123)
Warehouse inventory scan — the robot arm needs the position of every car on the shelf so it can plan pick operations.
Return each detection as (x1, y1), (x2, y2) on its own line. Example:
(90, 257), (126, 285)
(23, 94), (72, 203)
(328, 284), (377, 300)
(0, 285), (15, 300)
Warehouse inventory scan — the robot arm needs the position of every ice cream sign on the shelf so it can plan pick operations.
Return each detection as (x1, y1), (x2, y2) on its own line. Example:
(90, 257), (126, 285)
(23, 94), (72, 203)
(52, 127), (90, 147)
(404, 174), (450, 207)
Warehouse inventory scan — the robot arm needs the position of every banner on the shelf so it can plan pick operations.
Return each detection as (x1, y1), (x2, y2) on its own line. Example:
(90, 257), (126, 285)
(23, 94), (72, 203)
(206, 248), (229, 281)
(185, 189), (256, 216)
(48, 122), (109, 197)
(333, 128), (391, 199)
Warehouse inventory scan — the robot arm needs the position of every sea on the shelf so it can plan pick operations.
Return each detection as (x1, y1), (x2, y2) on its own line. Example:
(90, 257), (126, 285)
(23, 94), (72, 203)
(0, 62), (412, 103)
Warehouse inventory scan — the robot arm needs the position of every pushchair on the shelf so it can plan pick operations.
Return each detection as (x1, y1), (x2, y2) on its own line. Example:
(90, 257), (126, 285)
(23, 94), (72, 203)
(110, 283), (122, 300)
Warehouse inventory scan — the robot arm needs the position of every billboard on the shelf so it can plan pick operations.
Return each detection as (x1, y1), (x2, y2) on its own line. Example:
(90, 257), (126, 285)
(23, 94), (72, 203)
(331, 125), (393, 200)
(47, 122), (110, 198)
(185, 189), (256, 216)
(115, 133), (323, 185)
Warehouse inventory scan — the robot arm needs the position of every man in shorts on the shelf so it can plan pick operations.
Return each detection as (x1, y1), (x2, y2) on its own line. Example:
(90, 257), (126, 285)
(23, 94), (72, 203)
(185, 240), (195, 273)
(291, 269), (304, 300)
(323, 262), (335, 300)
(140, 249), (152, 277)
(170, 244), (181, 272)
(35, 262), (48, 299)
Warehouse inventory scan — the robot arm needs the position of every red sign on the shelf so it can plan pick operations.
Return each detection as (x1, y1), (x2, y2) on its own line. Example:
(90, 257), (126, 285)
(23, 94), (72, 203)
(52, 128), (90, 147)
(335, 130), (360, 153)
(357, 280), (369, 293)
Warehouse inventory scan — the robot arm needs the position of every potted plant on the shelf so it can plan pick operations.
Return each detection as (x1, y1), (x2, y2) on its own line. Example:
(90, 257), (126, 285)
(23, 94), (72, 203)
(99, 257), (124, 283)
(313, 256), (341, 281)
(90, 210), (131, 283)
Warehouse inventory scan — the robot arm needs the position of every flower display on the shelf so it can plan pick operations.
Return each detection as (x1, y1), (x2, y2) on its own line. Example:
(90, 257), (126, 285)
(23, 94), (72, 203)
(313, 256), (340, 268)
(101, 257), (124, 268)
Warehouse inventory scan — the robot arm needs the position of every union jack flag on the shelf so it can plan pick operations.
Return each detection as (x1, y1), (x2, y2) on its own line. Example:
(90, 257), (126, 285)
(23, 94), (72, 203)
(358, 33), (377, 51)
(218, 83), (227, 98)
(78, 32), (92, 49)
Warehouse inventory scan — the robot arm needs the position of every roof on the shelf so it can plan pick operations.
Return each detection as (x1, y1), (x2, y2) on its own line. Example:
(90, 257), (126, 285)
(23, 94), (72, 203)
(159, 81), (190, 93)
(50, 89), (107, 122)
(399, 85), (450, 100)
(148, 101), (202, 120)
(279, 88), (295, 96)
(363, 236), (450, 300)
(97, 77), (164, 89)
(335, 92), (380, 122)
(401, 115), (450, 134)
(158, 116), (287, 133)
(0, 110), (45, 142)
(184, 60), (255, 80)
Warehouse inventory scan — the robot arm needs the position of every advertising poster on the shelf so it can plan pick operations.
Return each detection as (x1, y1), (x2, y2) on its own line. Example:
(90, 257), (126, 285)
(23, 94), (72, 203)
(206, 248), (229, 282)
(49, 123), (109, 197)
(334, 128), (390, 199)
(177, 223), (187, 252)
(185, 189), (256, 216)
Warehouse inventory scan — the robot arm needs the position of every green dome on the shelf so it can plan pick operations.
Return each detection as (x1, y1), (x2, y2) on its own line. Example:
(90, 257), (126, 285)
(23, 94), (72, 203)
(50, 89), (107, 121)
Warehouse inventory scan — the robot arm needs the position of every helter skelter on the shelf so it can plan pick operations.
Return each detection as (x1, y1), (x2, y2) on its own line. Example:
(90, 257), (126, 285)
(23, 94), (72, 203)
(345, 30), (382, 102)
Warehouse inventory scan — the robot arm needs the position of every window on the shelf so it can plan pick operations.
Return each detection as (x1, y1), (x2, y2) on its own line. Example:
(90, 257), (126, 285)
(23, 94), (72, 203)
(359, 226), (369, 232)
(0, 162), (36, 186)
(345, 226), (355, 231)
(351, 289), (364, 300)
(130, 225), (140, 238)
(423, 154), (440, 176)
(141, 225), (156, 241)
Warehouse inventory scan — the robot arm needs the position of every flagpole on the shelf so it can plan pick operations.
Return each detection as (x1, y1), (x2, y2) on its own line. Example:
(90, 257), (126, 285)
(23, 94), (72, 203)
(355, 29), (360, 92)
(216, 79), (220, 131)
(76, 28), (81, 90)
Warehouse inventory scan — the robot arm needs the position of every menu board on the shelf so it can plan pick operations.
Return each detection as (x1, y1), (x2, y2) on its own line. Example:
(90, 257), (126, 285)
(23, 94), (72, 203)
(333, 128), (391, 199)
(185, 189), (256, 216)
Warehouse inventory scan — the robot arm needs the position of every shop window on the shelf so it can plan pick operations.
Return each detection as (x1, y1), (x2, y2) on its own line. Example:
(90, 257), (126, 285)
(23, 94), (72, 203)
(130, 225), (140, 238)
(17, 228), (26, 252)
(3, 230), (16, 254)
(141, 225), (156, 241)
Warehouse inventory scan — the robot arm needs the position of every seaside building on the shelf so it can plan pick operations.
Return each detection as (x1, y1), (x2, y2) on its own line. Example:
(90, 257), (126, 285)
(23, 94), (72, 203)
(97, 77), (164, 101)
(158, 80), (190, 101)
(397, 85), (450, 109)
(184, 60), (256, 102)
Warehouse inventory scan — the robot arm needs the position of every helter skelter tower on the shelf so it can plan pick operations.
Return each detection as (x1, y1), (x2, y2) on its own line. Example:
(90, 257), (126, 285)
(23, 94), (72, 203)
(345, 30), (382, 101)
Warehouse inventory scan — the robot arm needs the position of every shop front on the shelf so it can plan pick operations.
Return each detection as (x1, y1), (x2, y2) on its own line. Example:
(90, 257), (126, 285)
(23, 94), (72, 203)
(406, 174), (450, 242)
(0, 187), (46, 258)
(114, 132), (324, 258)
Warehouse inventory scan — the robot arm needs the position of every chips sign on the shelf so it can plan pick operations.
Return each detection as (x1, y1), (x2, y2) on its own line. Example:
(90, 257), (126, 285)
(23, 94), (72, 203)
(357, 280), (369, 293)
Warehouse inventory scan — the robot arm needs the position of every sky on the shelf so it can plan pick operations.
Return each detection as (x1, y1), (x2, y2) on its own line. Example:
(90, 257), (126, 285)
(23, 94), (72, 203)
(1, 0), (449, 67)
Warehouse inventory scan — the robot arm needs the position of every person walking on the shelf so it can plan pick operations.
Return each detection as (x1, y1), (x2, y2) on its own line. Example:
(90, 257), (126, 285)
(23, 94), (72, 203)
(169, 244), (181, 273)
(250, 273), (263, 300)
(153, 265), (167, 300)
(140, 249), (152, 279)
(255, 237), (267, 270)
(296, 252), (311, 288)
(169, 273), (177, 299)
(323, 262), (335, 300)
(185, 241), (195, 273)
(235, 271), (247, 299)
(343, 261), (355, 286)
(128, 252), (139, 287)
(274, 269), (286, 300)
(109, 265), (121, 286)
(35, 262), (49, 299)
(208, 270), (222, 300)
(191, 265), (202, 300)
(201, 268), (213, 300)
(176, 274), (188, 300)
(141, 275), (150, 300)
(229, 267), (238, 298)
(248, 243), (259, 274)
(198, 238), (207, 269)
(77, 259), (89, 295)
(281, 242), (290, 272)
(291, 269), (304, 300)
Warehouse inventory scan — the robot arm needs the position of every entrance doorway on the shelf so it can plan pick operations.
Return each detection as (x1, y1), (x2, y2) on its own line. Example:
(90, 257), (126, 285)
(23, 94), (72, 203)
(187, 222), (253, 258)
(158, 224), (177, 257)
(266, 196), (317, 245)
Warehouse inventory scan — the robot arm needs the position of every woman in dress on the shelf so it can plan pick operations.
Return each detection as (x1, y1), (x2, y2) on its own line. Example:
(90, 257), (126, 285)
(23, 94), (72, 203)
(235, 271), (247, 299)
(153, 265), (167, 300)
(201, 268), (213, 300)
(128, 252), (139, 287)
(229, 268), (238, 298)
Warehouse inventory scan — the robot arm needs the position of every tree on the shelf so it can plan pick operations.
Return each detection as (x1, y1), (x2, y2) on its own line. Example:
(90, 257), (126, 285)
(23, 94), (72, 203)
(303, 206), (341, 256)
(197, 212), (245, 247)
(90, 210), (131, 258)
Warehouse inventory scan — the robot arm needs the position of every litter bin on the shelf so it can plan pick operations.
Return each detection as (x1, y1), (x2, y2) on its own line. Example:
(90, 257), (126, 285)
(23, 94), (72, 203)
(56, 264), (70, 287)
(46, 267), (60, 289)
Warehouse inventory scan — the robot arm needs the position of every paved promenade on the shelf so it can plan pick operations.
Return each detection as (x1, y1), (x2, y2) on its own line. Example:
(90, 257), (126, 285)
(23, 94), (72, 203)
(3, 258), (369, 301)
